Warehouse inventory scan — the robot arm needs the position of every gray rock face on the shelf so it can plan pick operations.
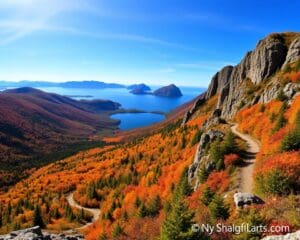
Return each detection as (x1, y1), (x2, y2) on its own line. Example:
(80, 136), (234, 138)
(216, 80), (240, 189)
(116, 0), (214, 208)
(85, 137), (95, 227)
(182, 33), (300, 123)
(217, 34), (297, 119)
(233, 192), (264, 208)
(188, 130), (224, 183)
(181, 93), (206, 126)
(283, 37), (300, 67)
(258, 82), (300, 104)
(206, 66), (233, 99)
(248, 35), (287, 84)
(0, 226), (84, 240)
(261, 230), (300, 240)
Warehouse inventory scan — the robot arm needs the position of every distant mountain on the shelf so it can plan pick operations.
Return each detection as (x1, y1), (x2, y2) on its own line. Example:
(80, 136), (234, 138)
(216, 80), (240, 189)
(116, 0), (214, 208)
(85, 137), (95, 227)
(153, 84), (183, 97)
(0, 80), (125, 89)
(59, 81), (125, 88)
(127, 83), (151, 94)
(0, 87), (121, 188)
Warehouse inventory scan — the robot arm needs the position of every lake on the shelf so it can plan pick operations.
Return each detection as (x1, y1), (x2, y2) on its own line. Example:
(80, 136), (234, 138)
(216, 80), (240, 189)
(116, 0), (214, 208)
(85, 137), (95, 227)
(37, 86), (205, 130)
(111, 113), (165, 130)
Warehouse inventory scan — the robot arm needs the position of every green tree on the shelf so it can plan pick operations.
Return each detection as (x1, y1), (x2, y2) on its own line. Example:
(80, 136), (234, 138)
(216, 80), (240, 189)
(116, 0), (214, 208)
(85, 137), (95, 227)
(177, 168), (193, 197)
(198, 166), (210, 183)
(65, 204), (74, 221)
(148, 195), (161, 217)
(272, 101), (287, 132)
(208, 195), (229, 220)
(209, 139), (225, 170)
(134, 197), (141, 208)
(223, 131), (238, 154)
(99, 232), (107, 240)
(281, 111), (300, 151)
(200, 187), (215, 206)
(87, 182), (97, 199)
(276, 88), (287, 101)
(33, 205), (45, 228)
(112, 222), (123, 238)
(161, 170), (198, 240)
(257, 169), (291, 195)
(137, 202), (148, 218)
(191, 129), (203, 146)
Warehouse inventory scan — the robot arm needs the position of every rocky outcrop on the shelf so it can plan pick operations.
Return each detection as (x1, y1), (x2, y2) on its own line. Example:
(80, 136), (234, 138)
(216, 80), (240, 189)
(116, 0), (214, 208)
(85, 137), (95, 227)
(217, 34), (290, 118)
(181, 93), (206, 126)
(188, 130), (224, 184)
(283, 37), (300, 67)
(248, 34), (288, 84)
(215, 33), (300, 119)
(205, 66), (233, 99)
(233, 192), (264, 208)
(0, 226), (84, 240)
(261, 230), (300, 240)
(258, 82), (300, 104)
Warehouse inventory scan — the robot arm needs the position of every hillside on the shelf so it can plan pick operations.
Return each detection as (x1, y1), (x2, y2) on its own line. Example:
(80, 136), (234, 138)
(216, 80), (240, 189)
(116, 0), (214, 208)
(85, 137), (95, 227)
(0, 32), (299, 240)
(0, 87), (121, 189)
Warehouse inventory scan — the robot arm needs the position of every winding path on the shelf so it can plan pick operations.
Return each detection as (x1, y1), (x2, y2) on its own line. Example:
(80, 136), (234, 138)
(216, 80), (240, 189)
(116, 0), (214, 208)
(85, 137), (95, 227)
(66, 193), (100, 229)
(231, 124), (260, 193)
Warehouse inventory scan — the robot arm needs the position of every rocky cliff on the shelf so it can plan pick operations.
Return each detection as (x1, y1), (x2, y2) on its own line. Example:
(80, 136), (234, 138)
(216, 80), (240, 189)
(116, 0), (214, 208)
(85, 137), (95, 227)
(186, 32), (300, 122)
(185, 32), (300, 186)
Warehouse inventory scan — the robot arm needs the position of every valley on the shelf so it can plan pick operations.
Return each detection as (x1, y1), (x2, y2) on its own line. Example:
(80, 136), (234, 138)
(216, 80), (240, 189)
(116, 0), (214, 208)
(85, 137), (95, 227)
(0, 32), (299, 240)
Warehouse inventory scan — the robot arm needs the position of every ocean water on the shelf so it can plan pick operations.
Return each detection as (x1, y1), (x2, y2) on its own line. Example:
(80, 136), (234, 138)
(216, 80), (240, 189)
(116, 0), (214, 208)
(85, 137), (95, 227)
(37, 86), (205, 130)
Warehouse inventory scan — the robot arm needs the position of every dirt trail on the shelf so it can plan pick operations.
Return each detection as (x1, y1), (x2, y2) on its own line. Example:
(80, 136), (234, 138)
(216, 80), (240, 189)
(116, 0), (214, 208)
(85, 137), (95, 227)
(66, 193), (100, 229)
(231, 124), (260, 193)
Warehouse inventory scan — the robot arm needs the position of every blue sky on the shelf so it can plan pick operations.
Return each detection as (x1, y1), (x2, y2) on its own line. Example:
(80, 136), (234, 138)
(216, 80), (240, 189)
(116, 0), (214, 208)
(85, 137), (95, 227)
(0, 0), (299, 87)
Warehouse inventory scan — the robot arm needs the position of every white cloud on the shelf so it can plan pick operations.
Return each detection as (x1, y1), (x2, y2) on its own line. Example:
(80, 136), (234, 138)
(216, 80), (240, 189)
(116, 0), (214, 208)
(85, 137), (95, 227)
(175, 61), (236, 71)
(0, 0), (93, 45)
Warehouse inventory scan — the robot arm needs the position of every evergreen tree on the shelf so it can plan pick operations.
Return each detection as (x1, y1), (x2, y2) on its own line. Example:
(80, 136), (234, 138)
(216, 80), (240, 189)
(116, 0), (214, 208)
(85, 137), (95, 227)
(272, 101), (287, 132)
(52, 207), (59, 219)
(65, 204), (74, 221)
(200, 187), (215, 206)
(99, 232), (107, 240)
(33, 205), (45, 228)
(112, 222), (123, 238)
(148, 195), (161, 217)
(161, 169), (198, 240)
(209, 139), (225, 170)
(137, 202), (148, 218)
(177, 168), (193, 197)
(198, 166), (210, 183)
(276, 88), (287, 101)
(191, 129), (203, 146)
(208, 195), (229, 220)
(134, 197), (141, 208)
(223, 131), (238, 154)
(281, 110), (300, 151)
(87, 182), (97, 199)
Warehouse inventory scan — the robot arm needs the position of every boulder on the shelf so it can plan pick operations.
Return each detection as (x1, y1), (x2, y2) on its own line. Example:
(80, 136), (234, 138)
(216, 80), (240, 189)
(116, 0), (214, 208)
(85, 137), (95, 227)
(233, 192), (264, 208)
(188, 130), (224, 182)
(261, 230), (300, 240)
(0, 226), (84, 240)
